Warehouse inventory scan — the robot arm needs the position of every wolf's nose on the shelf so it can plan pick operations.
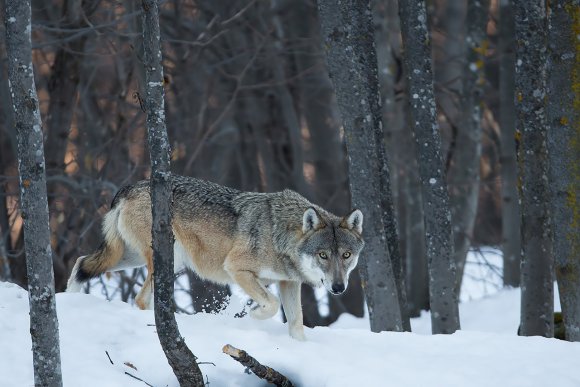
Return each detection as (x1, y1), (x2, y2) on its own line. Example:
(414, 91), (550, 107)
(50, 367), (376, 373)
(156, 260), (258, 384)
(331, 283), (345, 294)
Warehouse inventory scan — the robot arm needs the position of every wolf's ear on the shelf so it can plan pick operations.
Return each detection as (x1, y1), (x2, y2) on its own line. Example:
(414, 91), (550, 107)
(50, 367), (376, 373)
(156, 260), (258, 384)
(302, 207), (323, 233)
(341, 209), (363, 234)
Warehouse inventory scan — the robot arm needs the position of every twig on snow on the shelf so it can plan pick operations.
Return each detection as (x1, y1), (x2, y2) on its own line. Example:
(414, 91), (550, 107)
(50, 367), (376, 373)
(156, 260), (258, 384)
(222, 344), (294, 387)
(124, 371), (154, 387)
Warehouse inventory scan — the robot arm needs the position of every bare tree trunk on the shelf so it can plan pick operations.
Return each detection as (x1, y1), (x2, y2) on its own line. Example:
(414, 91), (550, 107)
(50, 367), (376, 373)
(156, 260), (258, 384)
(43, 0), (87, 172)
(141, 1), (204, 384)
(498, 0), (521, 288)
(5, 0), (63, 385)
(374, 0), (429, 318)
(398, 0), (461, 334)
(317, 0), (404, 332)
(546, 0), (580, 342)
(514, 0), (554, 338)
(449, 0), (489, 294)
(372, 2), (411, 328)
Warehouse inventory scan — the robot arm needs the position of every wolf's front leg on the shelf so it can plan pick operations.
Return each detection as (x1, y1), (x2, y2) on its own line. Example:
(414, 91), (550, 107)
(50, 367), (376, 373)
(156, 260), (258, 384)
(228, 269), (280, 320)
(279, 281), (306, 341)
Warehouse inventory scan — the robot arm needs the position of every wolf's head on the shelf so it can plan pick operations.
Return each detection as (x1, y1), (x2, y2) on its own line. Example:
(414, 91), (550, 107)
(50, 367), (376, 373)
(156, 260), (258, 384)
(297, 207), (365, 295)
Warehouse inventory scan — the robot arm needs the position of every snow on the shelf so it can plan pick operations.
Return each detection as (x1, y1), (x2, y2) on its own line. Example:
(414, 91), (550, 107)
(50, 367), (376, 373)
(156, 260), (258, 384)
(1, 249), (579, 387)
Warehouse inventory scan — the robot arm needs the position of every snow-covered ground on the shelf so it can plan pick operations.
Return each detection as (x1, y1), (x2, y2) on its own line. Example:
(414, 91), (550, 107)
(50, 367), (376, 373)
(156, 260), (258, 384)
(1, 249), (579, 387)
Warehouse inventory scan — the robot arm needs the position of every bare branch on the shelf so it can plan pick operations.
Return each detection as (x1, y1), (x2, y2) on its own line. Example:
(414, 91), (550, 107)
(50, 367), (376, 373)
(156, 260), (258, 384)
(222, 344), (294, 387)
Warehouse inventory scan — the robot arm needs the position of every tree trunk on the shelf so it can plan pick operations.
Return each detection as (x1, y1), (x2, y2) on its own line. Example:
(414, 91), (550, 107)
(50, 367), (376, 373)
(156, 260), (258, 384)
(141, 0), (205, 385)
(449, 0), (489, 295)
(317, 0), (404, 332)
(371, 2), (411, 328)
(499, 0), (521, 288)
(374, 0), (430, 318)
(398, 0), (461, 334)
(546, 0), (580, 342)
(514, 0), (554, 338)
(5, 0), (63, 385)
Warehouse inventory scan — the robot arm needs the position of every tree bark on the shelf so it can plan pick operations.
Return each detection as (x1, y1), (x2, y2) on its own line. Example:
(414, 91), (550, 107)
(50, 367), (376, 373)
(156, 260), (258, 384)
(5, 0), (63, 385)
(372, 0), (411, 330)
(499, 0), (522, 288)
(317, 0), (404, 332)
(448, 0), (489, 295)
(373, 0), (430, 318)
(546, 0), (580, 341)
(398, 0), (461, 334)
(514, 0), (554, 338)
(141, 0), (205, 385)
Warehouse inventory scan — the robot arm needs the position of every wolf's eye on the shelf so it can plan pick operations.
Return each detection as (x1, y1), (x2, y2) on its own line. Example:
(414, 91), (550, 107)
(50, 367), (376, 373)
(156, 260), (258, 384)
(318, 252), (328, 259)
(343, 251), (352, 259)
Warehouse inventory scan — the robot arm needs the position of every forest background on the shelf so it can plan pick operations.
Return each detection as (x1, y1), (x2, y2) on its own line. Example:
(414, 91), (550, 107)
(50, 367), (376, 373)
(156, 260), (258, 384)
(0, 0), (571, 332)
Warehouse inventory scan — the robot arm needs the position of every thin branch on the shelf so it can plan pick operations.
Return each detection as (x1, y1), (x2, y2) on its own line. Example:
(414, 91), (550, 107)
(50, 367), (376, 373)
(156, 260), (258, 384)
(124, 371), (154, 387)
(105, 351), (114, 365)
(222, 344), (294, 387)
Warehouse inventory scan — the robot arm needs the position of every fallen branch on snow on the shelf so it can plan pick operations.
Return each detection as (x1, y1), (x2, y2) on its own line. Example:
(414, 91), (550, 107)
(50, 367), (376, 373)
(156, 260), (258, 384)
(222, 344), (294, 387)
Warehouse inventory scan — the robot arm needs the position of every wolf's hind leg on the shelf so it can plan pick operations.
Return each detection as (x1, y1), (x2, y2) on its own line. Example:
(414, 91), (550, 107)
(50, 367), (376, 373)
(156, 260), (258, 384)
(279, 281), (306, 341)
(135, 250), (154, 310)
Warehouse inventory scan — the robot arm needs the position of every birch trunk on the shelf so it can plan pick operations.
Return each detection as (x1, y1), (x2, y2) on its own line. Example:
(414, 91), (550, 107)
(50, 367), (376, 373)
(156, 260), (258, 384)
(499, 0), (521, 288)
(398, 0), (461, 334)
(317, 0), (404, 332)
(546, 0), (580, 341)
(141, 0), (205, 384)
(514, 0), (554, 338)
(5, 0), (63, 385)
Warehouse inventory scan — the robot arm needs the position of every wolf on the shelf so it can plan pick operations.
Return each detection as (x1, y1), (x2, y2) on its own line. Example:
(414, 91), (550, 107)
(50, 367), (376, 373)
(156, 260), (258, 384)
(66, 175), (364, 340)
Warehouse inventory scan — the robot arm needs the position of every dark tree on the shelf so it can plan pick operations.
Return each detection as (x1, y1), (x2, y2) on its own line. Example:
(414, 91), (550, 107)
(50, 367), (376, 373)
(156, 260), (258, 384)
(547, 0), (580, 342)
(398, 0), (461, 334)
(514, 0), (554, 338)
(448, 0), (489, 293)
(5, 0), (63, 385)
(317, 0), (404, 332)
(498, 0), (522, 287)
(141, 0), (204, 384)
(373, 0), (429, 319)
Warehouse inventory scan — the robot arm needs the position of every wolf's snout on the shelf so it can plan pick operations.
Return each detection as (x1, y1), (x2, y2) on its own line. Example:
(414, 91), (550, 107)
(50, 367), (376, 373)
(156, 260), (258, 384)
(331, 283), (345, 294)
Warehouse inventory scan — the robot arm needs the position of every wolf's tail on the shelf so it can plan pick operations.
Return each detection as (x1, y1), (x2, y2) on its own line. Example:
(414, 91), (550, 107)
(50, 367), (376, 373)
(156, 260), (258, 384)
(66, 206), (125, 292)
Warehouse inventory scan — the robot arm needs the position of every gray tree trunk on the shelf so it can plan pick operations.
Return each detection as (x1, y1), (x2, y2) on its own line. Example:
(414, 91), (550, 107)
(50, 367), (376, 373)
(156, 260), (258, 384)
(514, 0), (554, 338)
(317, 0), (404, 332)
(373, 0), (429, 318)
(5, 0), (63, 385)
(449, 0), (489, 294)
(372, 0), (411, 331)
(546, 0), (580, 341)
(499, 0), (521, 288)
(398, 0), (461, 334)
(141, 0), (204, 384)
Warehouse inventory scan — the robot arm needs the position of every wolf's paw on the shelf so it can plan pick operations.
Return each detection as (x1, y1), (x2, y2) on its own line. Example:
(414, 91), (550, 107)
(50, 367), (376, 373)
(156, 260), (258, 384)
(250, 299), (280, 320)
(289, 325), (306, 341)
